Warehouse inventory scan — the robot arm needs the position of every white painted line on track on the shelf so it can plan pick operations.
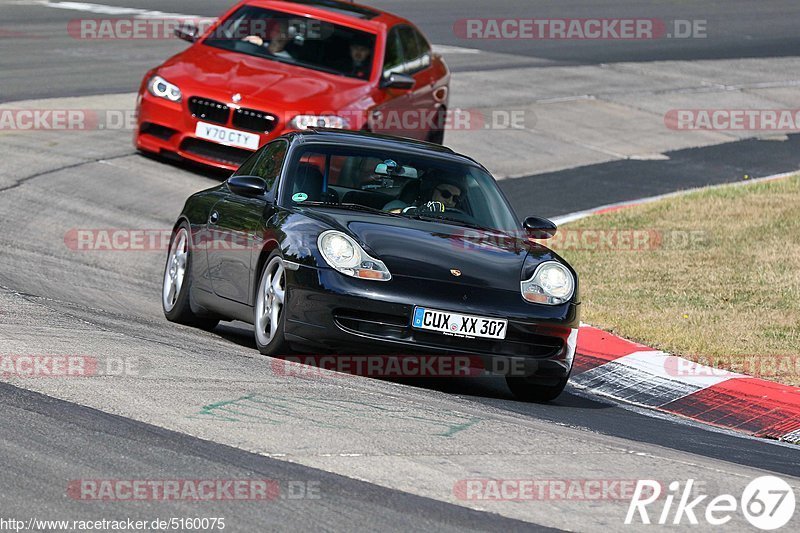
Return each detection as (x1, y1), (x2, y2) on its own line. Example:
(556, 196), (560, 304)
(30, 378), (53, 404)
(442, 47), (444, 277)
(551, 170), (798, 226)
(16, 0), (202, 19)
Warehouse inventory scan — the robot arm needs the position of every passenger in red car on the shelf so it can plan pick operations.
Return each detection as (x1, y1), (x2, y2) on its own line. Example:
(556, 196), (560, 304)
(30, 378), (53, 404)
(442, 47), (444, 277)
(335, 37), (373, 79)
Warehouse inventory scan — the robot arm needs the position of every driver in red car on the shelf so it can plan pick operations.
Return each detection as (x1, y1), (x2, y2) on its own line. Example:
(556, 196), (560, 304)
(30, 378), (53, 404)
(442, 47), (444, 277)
(242, 18), (295, 59)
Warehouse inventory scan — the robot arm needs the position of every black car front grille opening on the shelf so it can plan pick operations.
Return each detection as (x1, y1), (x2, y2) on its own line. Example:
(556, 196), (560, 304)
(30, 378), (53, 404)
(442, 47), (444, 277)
(140, 122), (177, 141)
(188, 97), (230, 125)
(333, 309), (409, 338)
(180, 138), (253, 166)
(233, 108), (278, 133)
(333, 308), (564, 358)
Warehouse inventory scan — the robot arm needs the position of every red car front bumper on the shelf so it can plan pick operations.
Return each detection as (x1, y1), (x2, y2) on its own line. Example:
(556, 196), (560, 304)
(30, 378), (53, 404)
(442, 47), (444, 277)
(135, 91), (286, 171)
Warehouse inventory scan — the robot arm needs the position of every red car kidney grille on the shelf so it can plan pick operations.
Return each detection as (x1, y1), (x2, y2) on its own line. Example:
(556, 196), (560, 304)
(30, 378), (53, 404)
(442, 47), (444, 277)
(188, 97), (230, 125)
(233, 107), (278, 133)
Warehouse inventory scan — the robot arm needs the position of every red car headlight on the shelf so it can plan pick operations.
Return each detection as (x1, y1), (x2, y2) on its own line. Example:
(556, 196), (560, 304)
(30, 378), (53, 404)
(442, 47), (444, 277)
(290, 115), (349, 130)
(147, 75), (182, 103)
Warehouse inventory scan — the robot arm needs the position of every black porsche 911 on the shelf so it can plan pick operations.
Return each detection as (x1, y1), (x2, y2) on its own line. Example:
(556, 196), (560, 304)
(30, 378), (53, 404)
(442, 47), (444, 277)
(162, 129), (580, 401)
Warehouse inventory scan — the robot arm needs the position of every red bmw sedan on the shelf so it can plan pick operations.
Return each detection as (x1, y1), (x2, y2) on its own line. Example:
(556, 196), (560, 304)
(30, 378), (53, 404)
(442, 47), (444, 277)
(135, 0), (450, 171)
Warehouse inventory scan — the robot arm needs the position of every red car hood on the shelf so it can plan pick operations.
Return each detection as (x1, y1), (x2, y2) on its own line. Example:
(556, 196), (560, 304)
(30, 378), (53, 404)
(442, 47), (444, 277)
(157, 45), (371, 112)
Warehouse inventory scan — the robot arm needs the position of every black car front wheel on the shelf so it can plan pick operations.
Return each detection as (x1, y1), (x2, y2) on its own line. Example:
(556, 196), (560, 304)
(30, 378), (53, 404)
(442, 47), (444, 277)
(254, 252), (291, 355)
(506, 374), (569, 403)
(162, 223), (219, 331)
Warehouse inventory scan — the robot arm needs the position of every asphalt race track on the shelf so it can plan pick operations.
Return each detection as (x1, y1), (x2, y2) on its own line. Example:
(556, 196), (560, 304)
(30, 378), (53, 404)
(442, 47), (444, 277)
(1, 1), (800, 531)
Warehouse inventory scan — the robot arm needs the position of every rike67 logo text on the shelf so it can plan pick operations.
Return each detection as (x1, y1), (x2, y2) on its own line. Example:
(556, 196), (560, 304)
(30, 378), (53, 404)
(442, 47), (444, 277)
(626, 476), (795, 530)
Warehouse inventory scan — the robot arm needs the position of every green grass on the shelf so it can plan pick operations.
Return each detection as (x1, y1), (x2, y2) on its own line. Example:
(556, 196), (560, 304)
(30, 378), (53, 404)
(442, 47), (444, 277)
(559, 175), (800, 384)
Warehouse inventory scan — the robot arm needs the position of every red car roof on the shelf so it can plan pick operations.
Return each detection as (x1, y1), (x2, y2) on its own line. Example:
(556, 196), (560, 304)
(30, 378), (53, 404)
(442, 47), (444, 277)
(239, 0), (408, 33)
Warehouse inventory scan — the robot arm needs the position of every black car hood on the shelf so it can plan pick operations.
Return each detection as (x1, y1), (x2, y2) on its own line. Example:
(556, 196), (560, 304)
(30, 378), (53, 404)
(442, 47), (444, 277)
(303, 208), (549, 291)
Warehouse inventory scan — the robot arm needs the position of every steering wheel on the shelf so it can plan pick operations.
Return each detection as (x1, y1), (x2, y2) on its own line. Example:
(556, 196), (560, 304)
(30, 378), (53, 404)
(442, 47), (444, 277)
(322, 188), (340, 204)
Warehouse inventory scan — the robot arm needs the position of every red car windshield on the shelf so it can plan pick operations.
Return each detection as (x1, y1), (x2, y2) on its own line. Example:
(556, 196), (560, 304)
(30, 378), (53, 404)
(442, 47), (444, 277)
(203, 5), (376, 80)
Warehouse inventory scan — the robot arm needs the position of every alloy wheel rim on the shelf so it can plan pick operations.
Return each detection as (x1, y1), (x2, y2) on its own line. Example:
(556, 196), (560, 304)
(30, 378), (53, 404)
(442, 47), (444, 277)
(162, 228), (189, 312)
(255, 257), (285, 346)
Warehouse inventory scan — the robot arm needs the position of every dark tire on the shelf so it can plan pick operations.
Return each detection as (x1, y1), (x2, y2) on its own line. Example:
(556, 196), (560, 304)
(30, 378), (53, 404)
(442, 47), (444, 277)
(162, 223), (219, 331)
(254, 251), (291, 356)
(506, 375), (569, 403)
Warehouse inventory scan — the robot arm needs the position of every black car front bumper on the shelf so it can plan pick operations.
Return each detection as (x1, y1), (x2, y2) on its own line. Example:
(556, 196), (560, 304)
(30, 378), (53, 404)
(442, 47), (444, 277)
(282, 264), (580, 379)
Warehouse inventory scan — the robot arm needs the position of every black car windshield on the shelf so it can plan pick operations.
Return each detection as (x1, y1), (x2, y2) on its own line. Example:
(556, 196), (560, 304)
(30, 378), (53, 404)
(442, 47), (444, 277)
(282, 144), (521, 232)
(203, 6), (376, 80)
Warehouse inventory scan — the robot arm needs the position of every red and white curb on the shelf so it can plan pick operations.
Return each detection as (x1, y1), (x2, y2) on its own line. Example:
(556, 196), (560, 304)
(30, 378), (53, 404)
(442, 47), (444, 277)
(573, 325), (800, 444)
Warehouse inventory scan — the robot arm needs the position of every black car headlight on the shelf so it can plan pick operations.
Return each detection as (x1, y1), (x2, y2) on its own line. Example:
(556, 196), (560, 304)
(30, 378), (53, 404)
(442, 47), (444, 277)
(147, 75), (182, 103)
(318, 231), (391, 281)
(521, 261), (574, 305)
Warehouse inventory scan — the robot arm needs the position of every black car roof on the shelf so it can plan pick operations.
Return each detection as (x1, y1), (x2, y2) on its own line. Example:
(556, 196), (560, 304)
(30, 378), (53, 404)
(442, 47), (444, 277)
(286, 129), (489, 171)
(306, 128), (453, 151)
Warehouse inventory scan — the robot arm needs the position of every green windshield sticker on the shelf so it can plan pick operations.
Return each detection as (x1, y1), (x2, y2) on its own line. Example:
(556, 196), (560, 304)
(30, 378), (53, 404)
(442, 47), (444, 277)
(292, 192), (308, 203)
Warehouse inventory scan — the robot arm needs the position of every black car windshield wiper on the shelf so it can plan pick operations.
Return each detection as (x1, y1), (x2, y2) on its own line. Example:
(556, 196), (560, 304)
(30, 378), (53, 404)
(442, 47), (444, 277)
(299, 202), (403, 218)
(404, 212), (503, 234)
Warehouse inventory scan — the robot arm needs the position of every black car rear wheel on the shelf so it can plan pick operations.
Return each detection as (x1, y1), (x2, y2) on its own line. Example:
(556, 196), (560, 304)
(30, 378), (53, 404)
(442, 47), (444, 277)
(254, 252), (291, 355)
(506, 375), (569, 403)
(162, 223), (219, 331)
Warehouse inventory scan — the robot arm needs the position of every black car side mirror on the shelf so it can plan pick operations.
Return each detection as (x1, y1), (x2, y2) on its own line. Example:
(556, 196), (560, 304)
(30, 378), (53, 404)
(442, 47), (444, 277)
(175, 23), (199, 43)
(227, 176), (267, 197)
(523, 216), (558, 240)
(380, 73), (415, 90)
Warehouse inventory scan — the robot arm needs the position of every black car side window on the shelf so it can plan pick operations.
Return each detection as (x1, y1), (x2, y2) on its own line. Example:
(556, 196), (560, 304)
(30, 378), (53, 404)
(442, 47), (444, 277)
(232, 149), (263, 177)
(252, 140), (288, 191)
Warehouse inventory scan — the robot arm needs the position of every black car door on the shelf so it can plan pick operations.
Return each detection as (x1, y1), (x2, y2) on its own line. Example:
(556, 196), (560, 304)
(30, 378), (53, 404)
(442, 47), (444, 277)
(207, 140), (287, 304)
